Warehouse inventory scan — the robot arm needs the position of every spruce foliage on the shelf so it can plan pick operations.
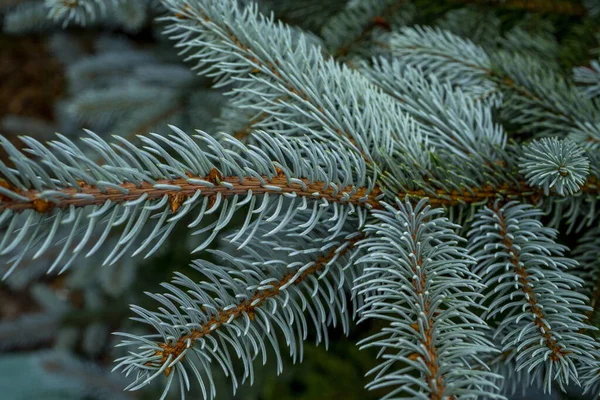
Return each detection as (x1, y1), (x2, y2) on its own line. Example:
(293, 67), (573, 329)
(1, 0), (600, 399)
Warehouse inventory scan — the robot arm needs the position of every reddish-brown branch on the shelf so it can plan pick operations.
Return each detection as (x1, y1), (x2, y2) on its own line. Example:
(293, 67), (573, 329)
(400, 182), (534, 207)
(3, 172), (600, 214)
(493, 205), (569, 361)
(0, 170), (382, 213)
(406, 250), (451, 399)
(153, 234), (362, 376)
(399, 176), (599, 207)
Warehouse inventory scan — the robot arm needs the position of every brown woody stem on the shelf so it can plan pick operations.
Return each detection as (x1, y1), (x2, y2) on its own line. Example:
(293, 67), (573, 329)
(409, 255), (449, 399)
(0, 170), (382, 213)
(398, 175), (599, 207)
(492, 205), (568, 361)
(153, 234), (362, 376)
(4, 173), (600, 213)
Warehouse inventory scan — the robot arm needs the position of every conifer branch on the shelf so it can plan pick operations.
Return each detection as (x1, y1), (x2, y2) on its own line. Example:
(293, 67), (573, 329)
(168, 4), (367, 157)
(3, 1), (600, 399)
(520, 138), (590, 196)
(225, 0), (413, 143)
(161, 0), (423, 166)
(114, 222), (363, 399)
(0, 173), (380, 213)
(153, 234), (362, 378)
(492, 205), (568, 360)
(378, 45), (579, 133)
(0, 127), (374, 275)
(7, 135), (600, 217)
(399, 175), (600, 207)
(377, 27), (600, 145)
(468, 201), (598, 392)
(355, 198), (501, 399)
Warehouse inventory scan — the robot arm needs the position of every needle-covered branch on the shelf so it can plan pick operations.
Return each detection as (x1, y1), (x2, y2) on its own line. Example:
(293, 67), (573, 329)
(160, 0), (427, 166)
(367, 26), (600, 147)
(114, 220), (363, 400)
(468, 201), (598, 392)
(355, 198), (502, 399)
(0, 127), (375, 276)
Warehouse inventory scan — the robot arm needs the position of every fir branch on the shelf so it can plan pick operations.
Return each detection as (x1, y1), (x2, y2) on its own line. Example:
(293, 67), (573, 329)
(152, 234), (361, 378)
(3, 2), (600, 399)
(492, 51), (600, 142)
(519, 138), (590, 196)
(160, 0), (426, 167)
(468, 201), (598, 392)
(355, 197), (501, 399)
(0, 127), (375, 275)
(220, 0), (411, 142)
(0, 170), (378, 213)
(0, 127), (377, 210)
(114, 223), (362, 399)
(165, 0), (365, 153)
(381, 27), (600, 145)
